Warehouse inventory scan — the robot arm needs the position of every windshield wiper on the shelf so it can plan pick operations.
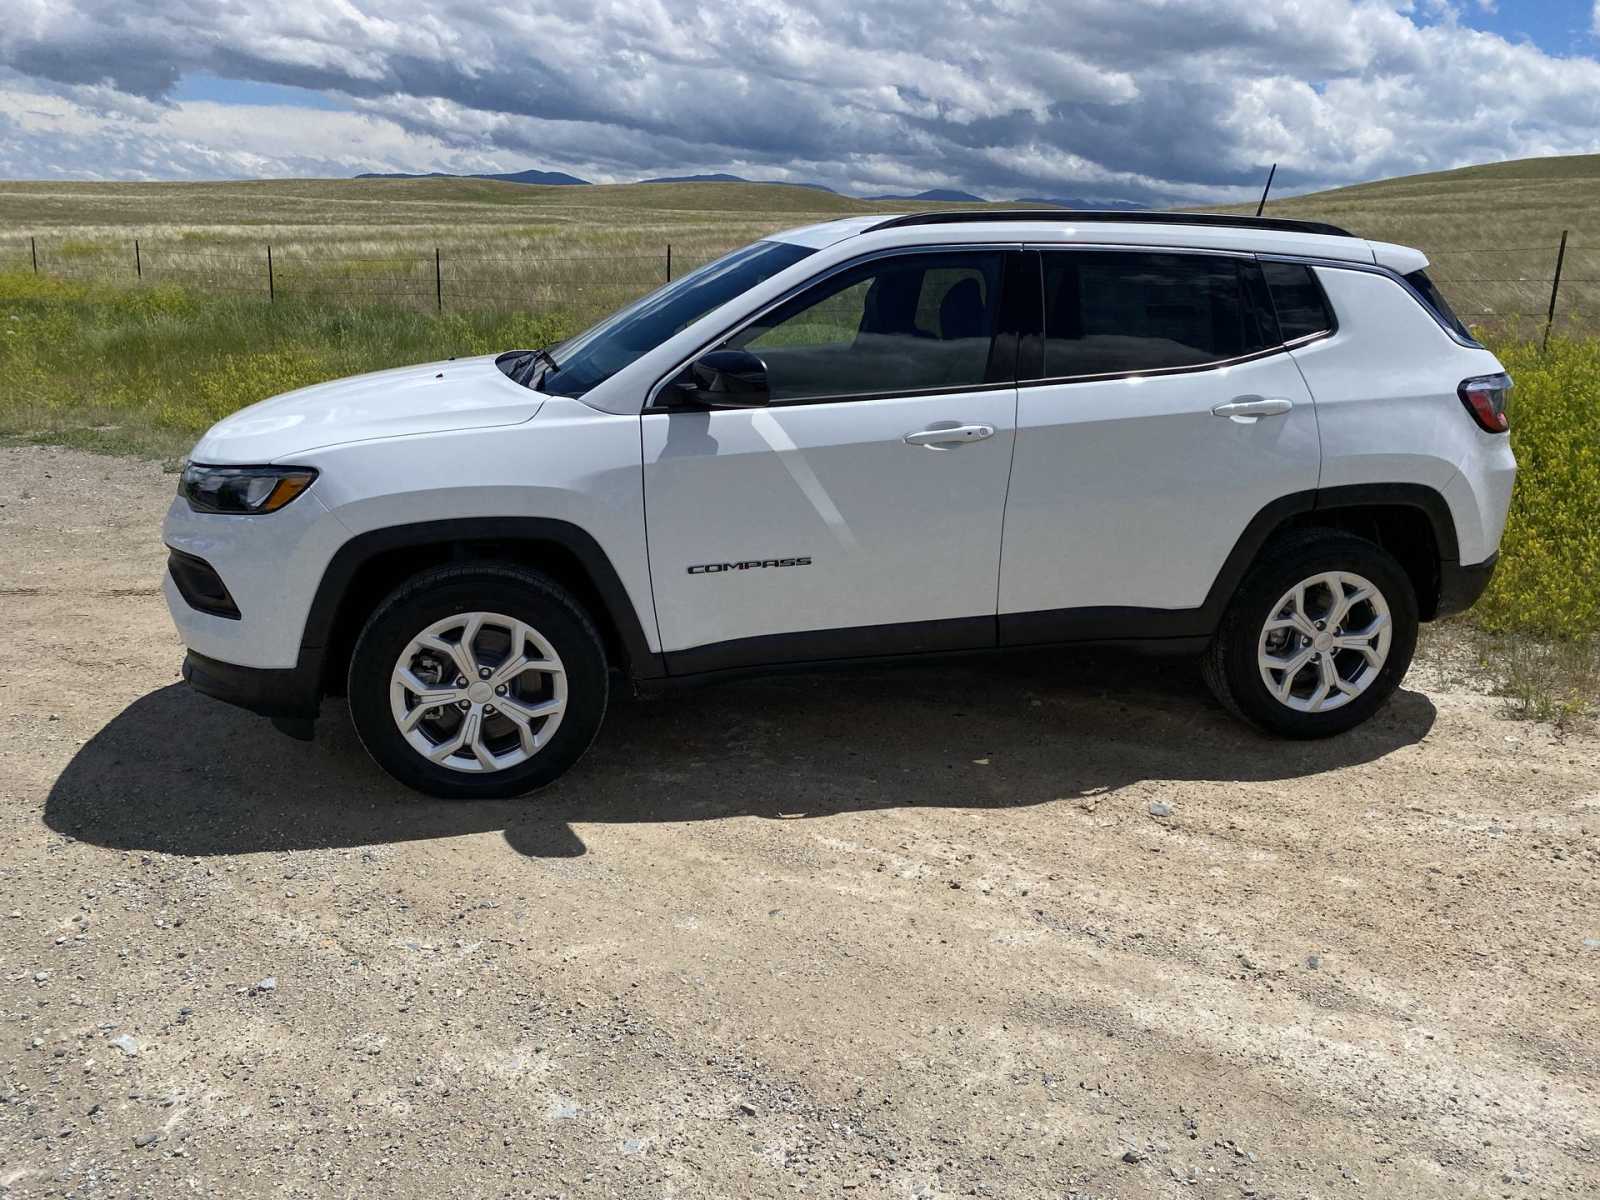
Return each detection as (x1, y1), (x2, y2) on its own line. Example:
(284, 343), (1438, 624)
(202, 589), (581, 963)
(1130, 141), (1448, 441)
(498, 347), (560, 389)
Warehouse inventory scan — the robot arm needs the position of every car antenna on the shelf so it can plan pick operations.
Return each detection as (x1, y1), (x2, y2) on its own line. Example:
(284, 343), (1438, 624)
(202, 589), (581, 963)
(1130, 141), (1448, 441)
(1255, 163), (1277, 217)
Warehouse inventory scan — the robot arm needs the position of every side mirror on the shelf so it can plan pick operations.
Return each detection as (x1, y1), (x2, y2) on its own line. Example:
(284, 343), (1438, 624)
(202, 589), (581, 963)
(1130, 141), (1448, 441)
(672, 349), (770, 409)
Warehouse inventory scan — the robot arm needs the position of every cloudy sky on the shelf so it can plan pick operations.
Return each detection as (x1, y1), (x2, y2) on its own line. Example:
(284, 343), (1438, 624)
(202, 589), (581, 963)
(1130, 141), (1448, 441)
(2, 1), (1600, 202)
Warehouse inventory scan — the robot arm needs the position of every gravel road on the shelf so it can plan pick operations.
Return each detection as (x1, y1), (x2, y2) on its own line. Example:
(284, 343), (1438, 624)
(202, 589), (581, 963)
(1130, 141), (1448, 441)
(2, 444), (1597, 1199)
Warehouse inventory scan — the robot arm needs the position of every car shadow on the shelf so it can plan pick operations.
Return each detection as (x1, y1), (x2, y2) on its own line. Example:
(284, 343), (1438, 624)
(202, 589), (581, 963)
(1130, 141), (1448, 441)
(44, 649), (1437, 859)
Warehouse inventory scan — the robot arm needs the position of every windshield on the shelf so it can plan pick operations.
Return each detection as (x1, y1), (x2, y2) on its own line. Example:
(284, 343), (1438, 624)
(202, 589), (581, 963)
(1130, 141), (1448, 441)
(535, 240), (816, 397)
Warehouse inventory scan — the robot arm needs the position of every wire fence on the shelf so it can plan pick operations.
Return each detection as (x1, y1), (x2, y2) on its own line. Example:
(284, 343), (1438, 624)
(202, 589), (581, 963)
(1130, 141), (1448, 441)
(4, 231), (1596, 342)
(3, 237), (723, 321)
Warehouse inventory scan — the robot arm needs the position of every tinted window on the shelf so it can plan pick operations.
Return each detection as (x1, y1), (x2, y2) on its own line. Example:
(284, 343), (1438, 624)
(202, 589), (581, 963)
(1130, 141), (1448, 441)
(1042, 251), (1269, 377)
(1404, 269), (1475, 342)
(724, 253), (1005, 402)
(1262, 261), (1335, 342)
(539, 239), (815, 397)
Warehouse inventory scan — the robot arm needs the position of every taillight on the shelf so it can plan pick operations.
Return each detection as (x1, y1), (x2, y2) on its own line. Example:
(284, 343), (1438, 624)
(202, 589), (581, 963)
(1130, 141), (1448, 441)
(1458, 373), (1511, 434)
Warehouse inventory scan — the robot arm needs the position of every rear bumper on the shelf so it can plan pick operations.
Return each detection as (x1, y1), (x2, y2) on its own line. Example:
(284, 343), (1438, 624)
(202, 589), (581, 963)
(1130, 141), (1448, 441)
(1434, 552), (1498, 620)
(182, 649), (322, 721)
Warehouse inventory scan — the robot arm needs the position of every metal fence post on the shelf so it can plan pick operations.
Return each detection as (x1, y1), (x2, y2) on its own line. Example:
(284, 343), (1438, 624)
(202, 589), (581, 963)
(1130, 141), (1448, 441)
(134, 239), (141, 280)
(666, 243), (672, 282)
(1542, 229), (1568, 352)
(30, 237), (37, 273)
(267, 244), (275, 303)
(435, 247), (443, 313)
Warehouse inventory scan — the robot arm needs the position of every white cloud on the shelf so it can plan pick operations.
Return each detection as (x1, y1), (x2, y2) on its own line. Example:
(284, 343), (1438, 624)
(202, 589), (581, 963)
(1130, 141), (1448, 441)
(2, 1), (1599, 199)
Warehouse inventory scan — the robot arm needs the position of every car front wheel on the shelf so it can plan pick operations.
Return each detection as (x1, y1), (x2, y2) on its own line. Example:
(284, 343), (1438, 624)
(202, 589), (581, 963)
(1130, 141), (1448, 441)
(346, 563), (608, 798)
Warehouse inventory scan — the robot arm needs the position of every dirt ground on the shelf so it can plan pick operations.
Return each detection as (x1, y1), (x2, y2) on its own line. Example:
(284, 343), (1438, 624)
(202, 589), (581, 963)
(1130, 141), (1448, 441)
(1, 443), (1596, 1199)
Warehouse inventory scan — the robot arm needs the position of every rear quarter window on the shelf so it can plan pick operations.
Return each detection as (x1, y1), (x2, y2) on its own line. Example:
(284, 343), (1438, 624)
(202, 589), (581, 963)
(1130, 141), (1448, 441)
(1261, 261), (1335, 342)
(1403, 268), (1477, 343)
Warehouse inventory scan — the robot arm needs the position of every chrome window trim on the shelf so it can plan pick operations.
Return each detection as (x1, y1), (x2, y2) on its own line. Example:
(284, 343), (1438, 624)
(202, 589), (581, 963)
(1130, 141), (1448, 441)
(645, 243), (1018, 411)
(1018, 344), (1294, 390)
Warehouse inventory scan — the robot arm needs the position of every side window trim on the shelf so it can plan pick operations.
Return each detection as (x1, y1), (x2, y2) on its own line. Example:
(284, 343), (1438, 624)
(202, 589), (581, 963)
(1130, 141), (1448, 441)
(1024, 245), (1288, 387)
(646, 244), (1020, 410)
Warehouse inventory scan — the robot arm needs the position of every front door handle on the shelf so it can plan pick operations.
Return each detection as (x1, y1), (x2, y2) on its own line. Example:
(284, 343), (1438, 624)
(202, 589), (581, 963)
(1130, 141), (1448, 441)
(904, 424), (995, 448)
(1212, 396), (1293, 423)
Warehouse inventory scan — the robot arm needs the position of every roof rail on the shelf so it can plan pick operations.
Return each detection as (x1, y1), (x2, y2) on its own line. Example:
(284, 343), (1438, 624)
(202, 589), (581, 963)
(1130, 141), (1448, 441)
(866, 209), (1355, 239)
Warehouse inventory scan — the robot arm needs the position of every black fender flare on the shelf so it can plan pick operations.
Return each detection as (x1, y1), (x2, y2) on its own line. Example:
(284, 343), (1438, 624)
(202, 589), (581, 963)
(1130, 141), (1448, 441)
(1199, 482), (1460, 626)
(298, 517), (664, 686)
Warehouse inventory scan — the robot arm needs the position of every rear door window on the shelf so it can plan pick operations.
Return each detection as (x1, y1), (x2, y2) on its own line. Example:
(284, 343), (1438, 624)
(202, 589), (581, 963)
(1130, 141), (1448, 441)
(1041, 251), (1272, 378)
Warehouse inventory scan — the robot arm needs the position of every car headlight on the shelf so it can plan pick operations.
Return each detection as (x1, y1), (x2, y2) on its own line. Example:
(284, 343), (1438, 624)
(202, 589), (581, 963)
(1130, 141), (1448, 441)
(180, 464), (318, 514)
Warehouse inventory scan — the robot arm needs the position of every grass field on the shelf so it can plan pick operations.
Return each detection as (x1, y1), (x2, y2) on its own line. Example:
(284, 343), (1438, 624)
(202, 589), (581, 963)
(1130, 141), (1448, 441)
(2, 161), (1597, 715)
(4, 157), (1598, 329)
(0, 178), (931, 317)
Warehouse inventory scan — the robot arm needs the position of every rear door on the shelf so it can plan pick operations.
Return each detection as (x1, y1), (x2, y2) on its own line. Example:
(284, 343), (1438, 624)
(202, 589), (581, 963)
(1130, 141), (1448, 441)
(997, 247), (1321, 640)
(643, 249), (1024, 670)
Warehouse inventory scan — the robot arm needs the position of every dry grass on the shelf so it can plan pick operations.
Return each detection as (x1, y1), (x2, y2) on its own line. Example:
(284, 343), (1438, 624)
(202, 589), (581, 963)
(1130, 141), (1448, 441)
(0, 178), (951, 316)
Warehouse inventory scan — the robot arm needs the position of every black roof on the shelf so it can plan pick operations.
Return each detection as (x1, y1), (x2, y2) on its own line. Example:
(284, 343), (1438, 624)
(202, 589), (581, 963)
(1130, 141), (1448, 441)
(866, 209), (1355, 239)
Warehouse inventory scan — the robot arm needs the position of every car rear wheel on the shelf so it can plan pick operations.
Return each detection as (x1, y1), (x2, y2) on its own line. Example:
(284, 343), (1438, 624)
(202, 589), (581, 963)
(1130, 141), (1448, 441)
(347, 564), (608, 798)
(1203, 529), (1418, 738)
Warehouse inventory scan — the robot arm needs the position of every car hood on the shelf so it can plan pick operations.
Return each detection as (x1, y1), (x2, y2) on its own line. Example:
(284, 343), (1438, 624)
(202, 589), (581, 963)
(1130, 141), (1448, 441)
(188, 354), (545, 463)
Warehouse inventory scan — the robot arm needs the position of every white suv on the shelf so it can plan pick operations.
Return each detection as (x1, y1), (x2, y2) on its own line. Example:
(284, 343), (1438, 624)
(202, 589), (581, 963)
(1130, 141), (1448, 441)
(163, 211), (1516, 798)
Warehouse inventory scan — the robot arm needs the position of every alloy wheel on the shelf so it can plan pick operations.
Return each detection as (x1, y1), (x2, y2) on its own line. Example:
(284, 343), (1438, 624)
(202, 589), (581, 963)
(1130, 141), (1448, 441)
(389, 611), (567, 773)
(1256, 571), (1392, 713)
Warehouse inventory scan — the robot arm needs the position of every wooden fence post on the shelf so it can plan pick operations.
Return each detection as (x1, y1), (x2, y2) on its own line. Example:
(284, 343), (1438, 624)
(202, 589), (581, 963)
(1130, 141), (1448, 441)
(30, 237), (38, 273)
(666, 243), (672, 282)
(435, 247), (443, 313)
(267, 244), (275, 303)
(1542, 229), (1568, 352)
(135, 239), (141, 280)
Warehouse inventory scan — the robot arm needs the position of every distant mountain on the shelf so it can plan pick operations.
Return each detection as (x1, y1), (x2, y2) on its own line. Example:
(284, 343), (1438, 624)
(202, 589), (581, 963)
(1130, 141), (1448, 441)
(477, 168), (589, 185)
(866, 188), (987, 203)
(642, 172), (836, 193)
(355, 168), (589, 186)
(644, 172), (748, 184)
(1016, 196), (1148, 211)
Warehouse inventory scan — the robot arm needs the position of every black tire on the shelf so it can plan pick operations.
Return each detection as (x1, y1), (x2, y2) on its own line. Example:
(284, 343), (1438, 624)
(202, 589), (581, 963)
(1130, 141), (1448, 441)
(347, 563), (608, 798)
(1202, 528), (1418, 738)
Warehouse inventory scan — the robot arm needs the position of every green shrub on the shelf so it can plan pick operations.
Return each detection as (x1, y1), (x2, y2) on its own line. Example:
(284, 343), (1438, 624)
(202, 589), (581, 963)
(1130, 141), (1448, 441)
(1475, 338), (1600, 639)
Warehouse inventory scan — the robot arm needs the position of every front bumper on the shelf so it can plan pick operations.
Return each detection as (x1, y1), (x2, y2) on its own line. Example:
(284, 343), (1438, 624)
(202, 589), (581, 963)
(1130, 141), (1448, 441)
(1435, 552), (1498, 620)
(182, 649), (323, 721)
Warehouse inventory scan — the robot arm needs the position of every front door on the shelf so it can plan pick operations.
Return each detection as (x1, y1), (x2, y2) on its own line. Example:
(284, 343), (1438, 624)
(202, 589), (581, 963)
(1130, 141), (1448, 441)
(643, 250), (1020, 671)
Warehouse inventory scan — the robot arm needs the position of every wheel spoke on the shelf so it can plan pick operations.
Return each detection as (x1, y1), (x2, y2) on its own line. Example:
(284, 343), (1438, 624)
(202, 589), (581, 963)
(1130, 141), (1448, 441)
(489, 653), (563, 688)
(1260, 647), (1314, 700)
(1333, 635), (1385, 667)
(426, 720), (470, 763)
(391, 667), (463, 731)
(1338, 611), (1389, 642)
(463, 709), (498, 770)
(1313, 654), (1344, 710)
(1330, 582), (1372, 626)
(458, 613), (487, 674)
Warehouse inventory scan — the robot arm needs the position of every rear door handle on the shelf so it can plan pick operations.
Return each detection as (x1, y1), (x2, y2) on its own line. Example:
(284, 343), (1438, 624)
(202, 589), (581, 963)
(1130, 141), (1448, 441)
(904, 424), (995, 448)
(1211, 396), (1293, 423)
